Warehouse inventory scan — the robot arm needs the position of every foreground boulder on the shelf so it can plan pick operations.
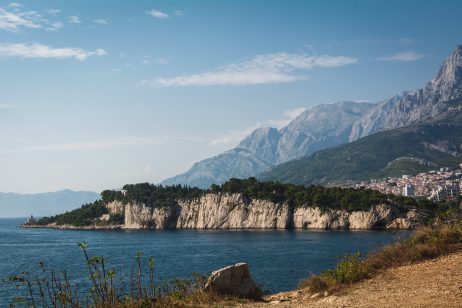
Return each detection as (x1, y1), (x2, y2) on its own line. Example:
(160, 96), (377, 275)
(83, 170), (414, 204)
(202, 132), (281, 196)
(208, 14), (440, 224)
(204, 263), (262, 299)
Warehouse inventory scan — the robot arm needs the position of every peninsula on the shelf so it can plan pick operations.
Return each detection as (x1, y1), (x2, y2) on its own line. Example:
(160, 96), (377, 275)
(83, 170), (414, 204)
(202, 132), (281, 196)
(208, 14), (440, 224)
(23, 178), (450, 230)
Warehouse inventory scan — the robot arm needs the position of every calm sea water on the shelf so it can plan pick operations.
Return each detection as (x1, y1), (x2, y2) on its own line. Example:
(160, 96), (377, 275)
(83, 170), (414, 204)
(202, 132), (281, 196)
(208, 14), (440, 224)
(0, 218), (408, 305)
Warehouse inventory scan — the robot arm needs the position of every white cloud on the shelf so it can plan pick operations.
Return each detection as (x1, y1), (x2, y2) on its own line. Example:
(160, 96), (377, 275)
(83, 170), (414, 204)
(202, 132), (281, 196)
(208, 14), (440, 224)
(68, 15), (81, 24)
(94, 19), (108, 25)
(210, 107), (308, 146)
(0, 7), (42, 31)
(141, 57), (170, 65)
(146, 9), (169, 19)
(141, 56), (169, 65)
(210, 126), (260, 146)
(283, 107), (307, 119)
(25, 136), (207, 151)
(8, 3), (21, 8)
(26, 137), (162, 151)
(155, 58), (169, 65)
(0, 103), (13, 109)
(174, 10), (183, 17)
(267, 107), (307, 128)
(45, 21), (63, 31)
(117, 165), (157, 182)
(0, 5), (66, 32)
(140, 52), (357, 87)
(46, 9), (60, 15)
(0, 43), (107, 61)
(379, 51), (424, 62)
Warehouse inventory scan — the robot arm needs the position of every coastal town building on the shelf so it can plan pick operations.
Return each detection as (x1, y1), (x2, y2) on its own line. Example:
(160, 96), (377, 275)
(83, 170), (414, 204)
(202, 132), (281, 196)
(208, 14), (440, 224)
(403, 184), (415, 197)
(353, 166), (462, 200)
(25, 215), (36, 225)
(431, 183), (461, 201)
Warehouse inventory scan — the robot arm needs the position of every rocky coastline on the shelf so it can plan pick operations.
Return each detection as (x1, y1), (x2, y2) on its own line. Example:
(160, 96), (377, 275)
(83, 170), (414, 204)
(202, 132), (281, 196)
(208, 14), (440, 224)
(22, 193), (424, 231)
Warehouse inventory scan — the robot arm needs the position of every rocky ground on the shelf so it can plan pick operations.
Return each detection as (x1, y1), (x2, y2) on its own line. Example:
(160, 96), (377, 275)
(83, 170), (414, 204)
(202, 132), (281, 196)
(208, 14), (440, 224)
(240, 251), (462, 308)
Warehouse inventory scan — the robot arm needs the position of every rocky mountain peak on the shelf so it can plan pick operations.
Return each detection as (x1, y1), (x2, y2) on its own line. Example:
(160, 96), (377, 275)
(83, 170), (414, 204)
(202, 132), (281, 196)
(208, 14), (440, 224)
(276, 101), (373, 163)
(238, 127), (281, 164)
(284, 101), (372, 133)
(352, 44), (462, 139)
(427, 45), (462, 99)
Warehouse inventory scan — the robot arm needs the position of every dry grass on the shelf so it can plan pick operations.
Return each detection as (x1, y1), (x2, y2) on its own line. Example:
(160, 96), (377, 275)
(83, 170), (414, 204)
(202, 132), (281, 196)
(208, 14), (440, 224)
(100, 291), (251, 307)
(300, 222), (462, 293)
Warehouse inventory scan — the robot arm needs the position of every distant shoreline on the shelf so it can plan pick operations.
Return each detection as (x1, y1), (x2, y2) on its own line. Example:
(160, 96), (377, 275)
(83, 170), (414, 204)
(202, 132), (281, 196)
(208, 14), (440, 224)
(19, 223), (412, 231)
(19, 223), (124, 230)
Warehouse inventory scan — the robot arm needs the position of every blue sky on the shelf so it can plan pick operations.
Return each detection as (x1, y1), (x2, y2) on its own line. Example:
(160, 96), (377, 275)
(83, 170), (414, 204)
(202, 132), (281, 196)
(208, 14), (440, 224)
(0, 0), (461, 193)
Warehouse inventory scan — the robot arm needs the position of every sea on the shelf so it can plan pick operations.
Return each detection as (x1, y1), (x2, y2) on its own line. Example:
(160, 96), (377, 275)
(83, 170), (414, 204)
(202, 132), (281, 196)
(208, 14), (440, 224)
(0, 218), (408, 305)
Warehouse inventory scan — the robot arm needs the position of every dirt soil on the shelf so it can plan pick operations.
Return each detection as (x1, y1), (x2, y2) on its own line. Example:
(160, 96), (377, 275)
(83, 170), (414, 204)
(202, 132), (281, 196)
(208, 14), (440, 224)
(239, 251), (462, 308)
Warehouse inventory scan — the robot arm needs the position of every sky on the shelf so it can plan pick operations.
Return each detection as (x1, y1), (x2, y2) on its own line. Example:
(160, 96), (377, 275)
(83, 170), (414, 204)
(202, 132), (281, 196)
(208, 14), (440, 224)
(0, 0), (461, 193)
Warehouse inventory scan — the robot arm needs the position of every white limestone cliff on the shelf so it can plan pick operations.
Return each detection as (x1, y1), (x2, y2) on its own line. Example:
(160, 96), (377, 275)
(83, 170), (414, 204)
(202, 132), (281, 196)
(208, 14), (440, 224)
(107, 193), (421, 230)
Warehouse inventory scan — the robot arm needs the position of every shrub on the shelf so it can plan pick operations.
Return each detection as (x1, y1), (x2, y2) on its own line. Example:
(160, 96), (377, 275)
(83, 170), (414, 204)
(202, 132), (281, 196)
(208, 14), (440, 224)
(323, 253), (368, 284)
(301, 222), (462, 293)
(108, 213), (125, 225)
(36, 201), (108, 226)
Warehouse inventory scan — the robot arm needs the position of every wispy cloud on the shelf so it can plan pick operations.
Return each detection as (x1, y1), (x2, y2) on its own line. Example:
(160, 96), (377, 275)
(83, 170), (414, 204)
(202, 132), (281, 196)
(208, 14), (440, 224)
(140, 52), (357, 87)
(210, 107), (308, 146)
(146, 9), (169, 19)
(26, 137), (162, 151)
(210, 126), (260, 146)
(68, 15), (81, 24)
(117, 165), (157, 182)
(0, 7), (42, 31)
(0, 5), (65, 32)
(46, 21), (63, 31)
(46, 9), (60, 15)
(25, 136), (207, 151)
(0, 103), (13, 109)
(8, 3), (22, 8)
(155, 58), (169, 65)
(174, 10), (183, 17)
(94, 19), (108, 25)
(0, 43), (107, 61)
(141, 56), (169, 65)
(267, 107), (307, 128)
(379, 51), (424, 62)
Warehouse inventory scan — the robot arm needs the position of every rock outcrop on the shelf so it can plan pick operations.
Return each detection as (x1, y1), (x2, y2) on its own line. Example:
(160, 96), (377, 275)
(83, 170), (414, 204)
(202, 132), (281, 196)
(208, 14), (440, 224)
(106, 193), (422, 230)
(204, 263), (262, 299)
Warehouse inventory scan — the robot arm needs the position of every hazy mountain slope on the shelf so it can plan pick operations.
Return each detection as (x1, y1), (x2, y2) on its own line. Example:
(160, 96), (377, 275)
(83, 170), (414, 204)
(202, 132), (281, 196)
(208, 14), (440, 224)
(259, 105), (462, 185)
(0, 190), (100, 218)
(161, 148), (273, 189)
(276, 101), (372, 163)
(238, 127), (281, 164)
(162, 101), (373, 188)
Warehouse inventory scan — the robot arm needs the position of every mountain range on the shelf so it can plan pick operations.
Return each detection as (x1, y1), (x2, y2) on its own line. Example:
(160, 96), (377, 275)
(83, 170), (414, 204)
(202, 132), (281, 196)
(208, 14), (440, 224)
(0, 190), (100, 218)
(260, 104), (462, 185)
(162, 45), (462, 188)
